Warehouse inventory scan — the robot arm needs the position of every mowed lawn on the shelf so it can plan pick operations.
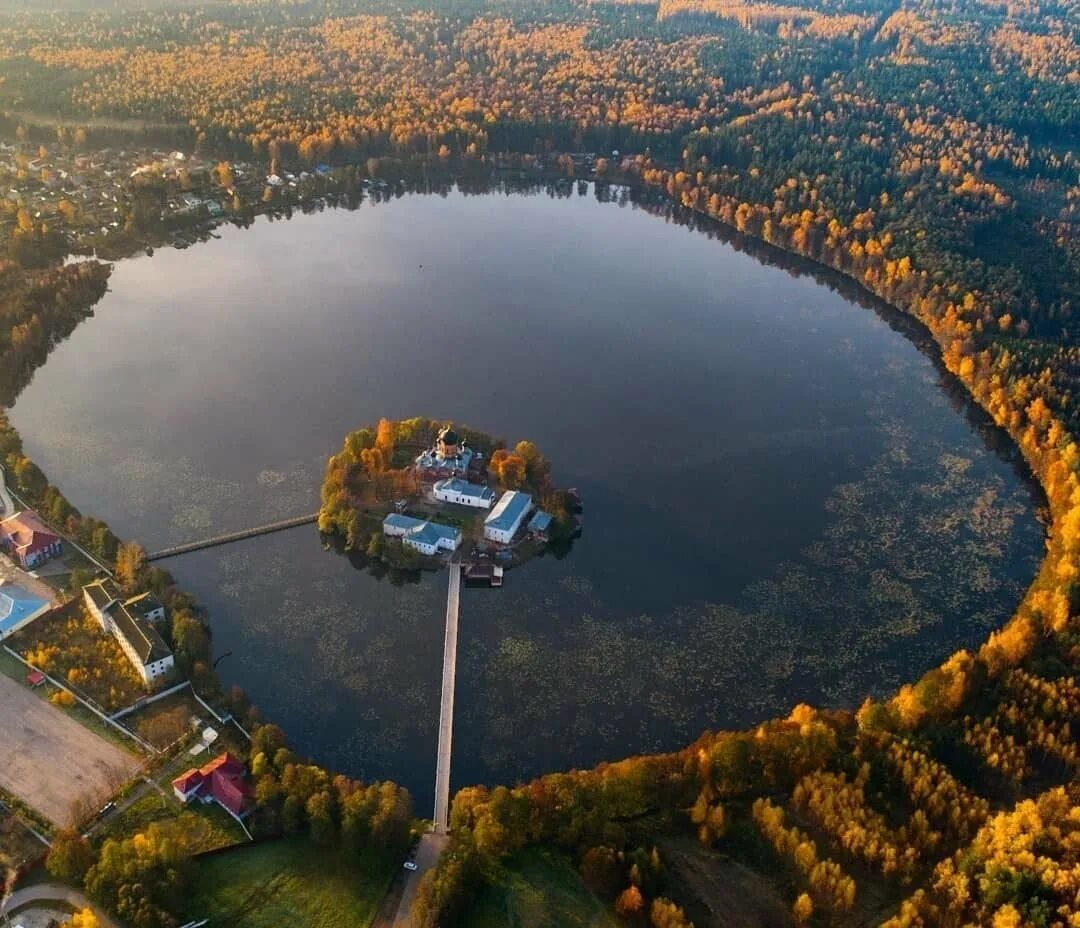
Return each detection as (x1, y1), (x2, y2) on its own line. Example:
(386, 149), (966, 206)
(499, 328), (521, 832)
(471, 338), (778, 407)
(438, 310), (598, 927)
(461, 848), (620, 928)
(182, 837), (397, 928)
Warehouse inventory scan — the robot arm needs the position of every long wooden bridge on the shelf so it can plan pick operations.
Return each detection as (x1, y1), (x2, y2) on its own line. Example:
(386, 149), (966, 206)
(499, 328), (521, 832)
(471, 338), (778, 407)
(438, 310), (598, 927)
(433, 559), (462, 835)
(145, 513), (318, 561)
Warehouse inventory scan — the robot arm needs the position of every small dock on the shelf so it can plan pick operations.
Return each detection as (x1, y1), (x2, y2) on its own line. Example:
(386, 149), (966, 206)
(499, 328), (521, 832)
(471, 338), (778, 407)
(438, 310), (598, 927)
(463, 563), (503, 587)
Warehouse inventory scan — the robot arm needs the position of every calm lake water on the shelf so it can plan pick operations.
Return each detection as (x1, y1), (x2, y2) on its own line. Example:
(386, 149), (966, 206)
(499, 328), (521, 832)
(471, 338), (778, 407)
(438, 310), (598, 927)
(10, 180), (1043, 809)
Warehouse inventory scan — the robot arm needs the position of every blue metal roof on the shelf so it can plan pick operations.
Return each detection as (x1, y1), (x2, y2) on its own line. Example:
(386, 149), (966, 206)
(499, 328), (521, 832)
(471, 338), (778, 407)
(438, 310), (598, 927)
(412, 522), (461, 547)
(0, 584), (49, 637)
(383, 513), (460, 548)
(384, 513), (427, 532)
(485, 491), (533, 532)
(528, 511), (553, 532)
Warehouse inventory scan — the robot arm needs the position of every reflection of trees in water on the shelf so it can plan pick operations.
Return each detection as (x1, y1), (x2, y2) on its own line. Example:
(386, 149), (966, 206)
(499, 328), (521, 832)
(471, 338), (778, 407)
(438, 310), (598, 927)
(243, 173), (1040, 496)
(453, 415), (1042, 787)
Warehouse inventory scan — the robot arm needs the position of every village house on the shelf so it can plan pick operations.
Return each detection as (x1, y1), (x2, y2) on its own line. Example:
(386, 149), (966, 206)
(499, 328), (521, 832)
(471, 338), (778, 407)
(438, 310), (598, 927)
(433, 478), (494, 509)
(382, 513), (462, 556)
(483, 491), (534, 544)
(171, 752), (251, 819)
(0, 511), (63, 570)
(83, 578), (173, 685)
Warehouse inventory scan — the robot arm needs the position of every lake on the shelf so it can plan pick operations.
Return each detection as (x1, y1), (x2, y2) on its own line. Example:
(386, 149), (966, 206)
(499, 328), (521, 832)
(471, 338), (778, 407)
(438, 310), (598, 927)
(9, 179), (1044, 810)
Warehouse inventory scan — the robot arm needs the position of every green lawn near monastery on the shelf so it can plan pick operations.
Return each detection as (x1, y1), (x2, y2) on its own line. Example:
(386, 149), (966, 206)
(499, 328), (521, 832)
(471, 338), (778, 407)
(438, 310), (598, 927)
(181, 836), (397, 928)
(461, 847), (621, 928)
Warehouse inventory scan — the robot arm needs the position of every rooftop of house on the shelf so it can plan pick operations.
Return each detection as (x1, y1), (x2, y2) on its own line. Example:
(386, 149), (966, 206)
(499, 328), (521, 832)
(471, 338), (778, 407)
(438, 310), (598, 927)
(434, 478), (493, 500)
(383, 513), (461, 547)
(384, 513), (428, 533)
(0, 581), (50, 636)
(412, 521), (462, 548)
(485, 491), (533, 532)
(171, 752), (250, 815)
(124, 591), (165, 622)
(528, 510), (554, 532)
(84, 578), (172, 664)
(0, 511), (61, 552)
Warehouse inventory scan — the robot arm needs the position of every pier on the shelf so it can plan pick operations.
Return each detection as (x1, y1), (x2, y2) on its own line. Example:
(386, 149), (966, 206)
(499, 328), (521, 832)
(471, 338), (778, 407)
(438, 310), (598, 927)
(145, 513), (318, 562)
(432, 559), (462, 834)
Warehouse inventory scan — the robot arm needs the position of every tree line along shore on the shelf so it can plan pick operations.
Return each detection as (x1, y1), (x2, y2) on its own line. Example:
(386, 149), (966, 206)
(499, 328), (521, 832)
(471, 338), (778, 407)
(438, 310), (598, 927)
(0, 0), (1077, 921)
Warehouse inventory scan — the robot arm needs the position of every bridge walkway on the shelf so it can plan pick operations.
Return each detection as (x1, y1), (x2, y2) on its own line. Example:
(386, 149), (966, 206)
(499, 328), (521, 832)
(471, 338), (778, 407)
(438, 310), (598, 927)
(146, 512), (318, 561)
(432, 559), (462, 834)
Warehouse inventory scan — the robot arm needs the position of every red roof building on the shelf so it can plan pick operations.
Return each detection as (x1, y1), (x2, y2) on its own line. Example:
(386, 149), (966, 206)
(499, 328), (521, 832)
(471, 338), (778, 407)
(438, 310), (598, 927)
(0, 511), (63, 570)
(171, 752), (251, 818)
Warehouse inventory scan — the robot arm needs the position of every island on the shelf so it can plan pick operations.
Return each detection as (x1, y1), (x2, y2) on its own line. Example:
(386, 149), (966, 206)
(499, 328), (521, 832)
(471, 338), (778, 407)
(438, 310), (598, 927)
(318, 417), (581, 577)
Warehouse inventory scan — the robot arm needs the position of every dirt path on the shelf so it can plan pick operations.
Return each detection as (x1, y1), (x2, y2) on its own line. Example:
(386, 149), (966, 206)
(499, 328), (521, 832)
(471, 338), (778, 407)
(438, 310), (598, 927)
(3, 882), (124, 928)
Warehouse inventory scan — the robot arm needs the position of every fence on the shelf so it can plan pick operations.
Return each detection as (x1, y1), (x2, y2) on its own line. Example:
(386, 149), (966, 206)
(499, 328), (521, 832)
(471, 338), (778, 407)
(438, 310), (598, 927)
(3, 645), (155, 754)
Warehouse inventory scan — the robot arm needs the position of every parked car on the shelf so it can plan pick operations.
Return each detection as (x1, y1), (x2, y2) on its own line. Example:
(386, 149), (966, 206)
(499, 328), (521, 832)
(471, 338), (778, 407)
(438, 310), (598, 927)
(403, 861), (419, 871)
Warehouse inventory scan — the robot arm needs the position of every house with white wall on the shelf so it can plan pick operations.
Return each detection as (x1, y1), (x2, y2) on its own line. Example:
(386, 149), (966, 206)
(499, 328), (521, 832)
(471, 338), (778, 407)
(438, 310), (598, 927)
(483, 491), (533, 544)
(433, 478), (493, 509)
(83, 578), (173, 686)
(383, 514), (462, 556)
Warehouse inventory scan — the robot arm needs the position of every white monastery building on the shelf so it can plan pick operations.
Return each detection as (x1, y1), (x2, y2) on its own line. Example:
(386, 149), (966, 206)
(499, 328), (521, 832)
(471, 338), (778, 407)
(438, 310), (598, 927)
(483, 491), (534, 544)
(433, 478), (494, 509)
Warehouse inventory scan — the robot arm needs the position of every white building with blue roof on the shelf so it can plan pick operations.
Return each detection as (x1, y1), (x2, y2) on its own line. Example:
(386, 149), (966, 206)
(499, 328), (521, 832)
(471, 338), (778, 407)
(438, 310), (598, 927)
(0, 578), (52, 641)
(383, 513), (462, 556)
(527, 510), (554, 539)
(433, 478), (494, 509)
(483, 491), (534, 544)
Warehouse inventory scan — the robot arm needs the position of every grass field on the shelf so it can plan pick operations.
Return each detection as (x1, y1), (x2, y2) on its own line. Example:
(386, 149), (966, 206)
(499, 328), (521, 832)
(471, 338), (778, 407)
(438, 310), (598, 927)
(181, 838), (397, 928)
(461, 847), (620, 928)
(95, 790), (246, 852)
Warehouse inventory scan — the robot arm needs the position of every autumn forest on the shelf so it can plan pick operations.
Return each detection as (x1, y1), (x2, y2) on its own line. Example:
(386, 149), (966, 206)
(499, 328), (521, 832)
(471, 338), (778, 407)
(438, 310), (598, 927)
(0, 0), (1078, 925)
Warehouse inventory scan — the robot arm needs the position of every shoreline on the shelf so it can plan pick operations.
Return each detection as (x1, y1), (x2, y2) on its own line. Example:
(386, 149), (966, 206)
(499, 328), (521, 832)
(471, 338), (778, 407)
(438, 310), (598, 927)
(0, 159), (1052, 793)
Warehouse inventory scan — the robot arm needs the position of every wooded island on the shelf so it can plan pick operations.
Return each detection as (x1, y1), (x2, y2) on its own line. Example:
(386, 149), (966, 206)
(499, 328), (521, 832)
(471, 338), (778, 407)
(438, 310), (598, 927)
(318, 417), (579, 571)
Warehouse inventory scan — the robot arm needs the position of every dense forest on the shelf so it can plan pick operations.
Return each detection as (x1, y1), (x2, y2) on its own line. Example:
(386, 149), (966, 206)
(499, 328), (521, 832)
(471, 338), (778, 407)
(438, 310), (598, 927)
(0, 0), (1077, 924)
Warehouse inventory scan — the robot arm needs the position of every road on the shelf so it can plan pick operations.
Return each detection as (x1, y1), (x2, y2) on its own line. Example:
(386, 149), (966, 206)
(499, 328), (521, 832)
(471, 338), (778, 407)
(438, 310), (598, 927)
(0, 463), (14, 516)
(432, 561), (461, 834)
(2, 882), (124, 928)
(389, 832), (449, 928)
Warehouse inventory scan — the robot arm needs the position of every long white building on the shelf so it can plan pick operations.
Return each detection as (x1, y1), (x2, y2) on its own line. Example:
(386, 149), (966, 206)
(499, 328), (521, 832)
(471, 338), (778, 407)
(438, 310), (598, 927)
(433, 478), (494, 509)
(83, 578), (173, 686)
(483, 491), (533, 544)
